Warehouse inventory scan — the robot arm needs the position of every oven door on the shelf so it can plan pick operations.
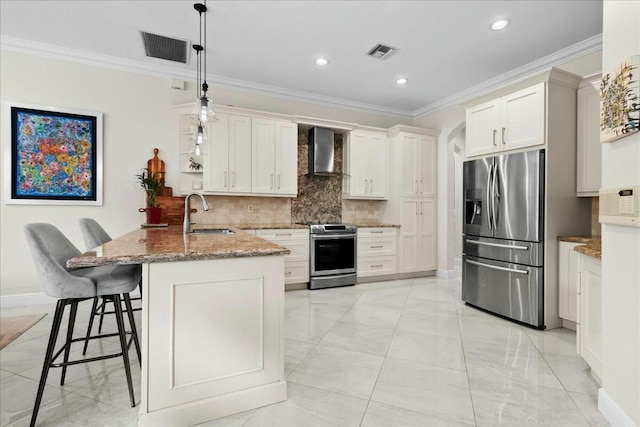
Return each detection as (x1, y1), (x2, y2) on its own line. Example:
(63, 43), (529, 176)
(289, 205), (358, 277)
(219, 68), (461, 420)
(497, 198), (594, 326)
(310, 234), (356, 277)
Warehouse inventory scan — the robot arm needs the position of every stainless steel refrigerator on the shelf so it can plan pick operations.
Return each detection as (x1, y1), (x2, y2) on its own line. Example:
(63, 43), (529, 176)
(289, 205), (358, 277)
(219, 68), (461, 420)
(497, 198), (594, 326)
(462, 149), (545, 328)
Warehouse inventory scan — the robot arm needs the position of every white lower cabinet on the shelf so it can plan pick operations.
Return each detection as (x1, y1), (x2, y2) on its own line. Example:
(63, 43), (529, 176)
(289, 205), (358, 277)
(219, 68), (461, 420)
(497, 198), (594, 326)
(558, 241), (582, 323)
(578, 254), (602, 382)
(357, 228), (397, 277)
(399, 199), (436, 273)
(255, 229), (309, 284)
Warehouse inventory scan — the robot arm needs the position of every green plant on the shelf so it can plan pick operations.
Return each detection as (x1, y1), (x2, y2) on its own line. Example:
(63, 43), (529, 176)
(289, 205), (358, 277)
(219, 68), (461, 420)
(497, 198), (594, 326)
(136, 168), (164, 208)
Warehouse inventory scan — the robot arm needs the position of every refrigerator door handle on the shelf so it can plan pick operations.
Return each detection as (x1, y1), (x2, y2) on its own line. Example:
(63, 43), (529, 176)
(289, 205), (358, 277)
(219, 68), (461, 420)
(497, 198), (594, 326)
(465, 259), (529, 275)
(466, 240), (529, 251)
(492, 162), (499, 230)
(486, 164), (494, 229)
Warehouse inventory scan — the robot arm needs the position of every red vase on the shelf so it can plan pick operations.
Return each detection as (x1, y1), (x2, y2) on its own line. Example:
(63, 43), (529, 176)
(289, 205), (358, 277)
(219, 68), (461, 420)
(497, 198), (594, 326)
(145, 207), (163, 224)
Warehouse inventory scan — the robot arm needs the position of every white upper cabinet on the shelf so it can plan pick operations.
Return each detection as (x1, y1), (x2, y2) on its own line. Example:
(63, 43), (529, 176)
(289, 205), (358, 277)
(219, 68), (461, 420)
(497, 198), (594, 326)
(576, 75), (602, 197)
(466, 82), (546, 158)
(176, 103), (297, 197)
(275, 121), (298, 195)
(399, 133), (436, 198)
(205, 113), (252, 193)
(251, 118), (297, 196)
(343, 130), (388, 199)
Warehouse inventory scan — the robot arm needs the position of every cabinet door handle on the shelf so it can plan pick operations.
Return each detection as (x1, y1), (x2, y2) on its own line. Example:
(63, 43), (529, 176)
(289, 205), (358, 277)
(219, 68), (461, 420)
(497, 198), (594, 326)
(371, 264), (384, 268)
(285, 271), (292, 275)
(502, 127), (506, 145)
(493, 129), (497, 146)
(416, 201), (419, 215)
(415, 180), (418, 194)
(224, 171), (228, 188)
(370, 245), (384, 249)
(277, 174), (281, 190)
(270, 174), (274, 190)
(276, 233), (292, 237)
(370, 179), (374, 193)
(420, 180), (423, 194)
(232, 172), (236, 188)
(370, 231), (384, 234)
(365, 179), (369, 193)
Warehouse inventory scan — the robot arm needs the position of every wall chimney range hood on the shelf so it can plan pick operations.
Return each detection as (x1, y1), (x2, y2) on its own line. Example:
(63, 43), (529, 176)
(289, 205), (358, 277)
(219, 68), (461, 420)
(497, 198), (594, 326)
(308, 127), (336, 175)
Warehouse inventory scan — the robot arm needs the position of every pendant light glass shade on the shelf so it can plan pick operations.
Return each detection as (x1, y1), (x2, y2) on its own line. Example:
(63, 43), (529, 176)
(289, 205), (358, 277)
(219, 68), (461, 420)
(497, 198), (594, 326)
(192, 95), (215, 122)
(188, 123), (207, 156)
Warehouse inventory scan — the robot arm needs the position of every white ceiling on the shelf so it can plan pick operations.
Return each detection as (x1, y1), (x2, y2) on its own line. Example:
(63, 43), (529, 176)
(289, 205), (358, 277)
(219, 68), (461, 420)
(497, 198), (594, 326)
(0, 1), (603, 117)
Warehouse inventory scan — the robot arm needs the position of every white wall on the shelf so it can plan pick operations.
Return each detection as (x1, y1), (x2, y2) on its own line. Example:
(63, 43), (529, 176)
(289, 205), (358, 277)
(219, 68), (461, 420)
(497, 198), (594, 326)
(599, 1), (640, 424)
(0, 51), (411, 297)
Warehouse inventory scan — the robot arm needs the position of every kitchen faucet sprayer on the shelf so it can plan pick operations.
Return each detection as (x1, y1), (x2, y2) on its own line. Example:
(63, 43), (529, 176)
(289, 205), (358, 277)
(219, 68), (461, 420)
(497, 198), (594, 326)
(183, 193), (210, 234)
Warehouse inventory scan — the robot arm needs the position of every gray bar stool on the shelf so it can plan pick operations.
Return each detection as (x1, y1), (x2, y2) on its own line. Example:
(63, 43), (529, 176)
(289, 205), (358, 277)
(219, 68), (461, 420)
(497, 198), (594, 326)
(78, 218), (141, 363)
(24, 223), (141, 427)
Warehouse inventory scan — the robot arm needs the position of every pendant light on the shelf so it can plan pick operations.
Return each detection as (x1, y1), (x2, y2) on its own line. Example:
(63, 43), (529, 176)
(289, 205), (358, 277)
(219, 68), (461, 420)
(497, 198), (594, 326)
(192, 2), (215, 123)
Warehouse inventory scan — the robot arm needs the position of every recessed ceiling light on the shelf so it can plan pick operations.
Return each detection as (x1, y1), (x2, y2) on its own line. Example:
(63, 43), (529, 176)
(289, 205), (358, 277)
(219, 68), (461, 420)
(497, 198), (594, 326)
(396, 78), (408, 85)
(491, 18), (510, 30)
(315, 58), (329, 66)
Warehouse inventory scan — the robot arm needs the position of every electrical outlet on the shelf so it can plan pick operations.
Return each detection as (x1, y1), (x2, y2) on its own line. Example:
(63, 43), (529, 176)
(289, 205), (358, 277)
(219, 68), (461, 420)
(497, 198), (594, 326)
(247, 204), (254, 213)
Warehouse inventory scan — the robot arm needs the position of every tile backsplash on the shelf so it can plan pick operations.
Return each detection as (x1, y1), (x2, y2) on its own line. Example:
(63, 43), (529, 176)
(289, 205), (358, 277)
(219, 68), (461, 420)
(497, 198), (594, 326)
(592, 197), (601, 236)
(291, 129), (343, 223)
(191, 195), (291, 226)
(342, 200), (383, 223)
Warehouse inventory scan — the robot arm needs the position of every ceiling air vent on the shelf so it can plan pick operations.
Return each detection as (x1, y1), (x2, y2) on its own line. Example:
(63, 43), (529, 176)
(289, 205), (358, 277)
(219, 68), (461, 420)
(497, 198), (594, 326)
(140, 31), (189, 64)
(367, 43), (398, 60)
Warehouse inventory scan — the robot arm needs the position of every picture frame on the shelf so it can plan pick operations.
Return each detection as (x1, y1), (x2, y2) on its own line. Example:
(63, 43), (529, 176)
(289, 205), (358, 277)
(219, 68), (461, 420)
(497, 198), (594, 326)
(3, 102), (103, 205)
(600, 54), (640, 143)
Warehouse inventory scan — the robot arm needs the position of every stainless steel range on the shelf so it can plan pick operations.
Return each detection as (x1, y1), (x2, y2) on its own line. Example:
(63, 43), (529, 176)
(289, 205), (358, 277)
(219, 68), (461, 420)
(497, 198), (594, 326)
(302, 223), (357, 290)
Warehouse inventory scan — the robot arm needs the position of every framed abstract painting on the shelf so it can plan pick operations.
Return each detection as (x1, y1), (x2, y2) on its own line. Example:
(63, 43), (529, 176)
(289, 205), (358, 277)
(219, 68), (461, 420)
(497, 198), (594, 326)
(600, 55), (640, 143)
(4, 102), (103, 205)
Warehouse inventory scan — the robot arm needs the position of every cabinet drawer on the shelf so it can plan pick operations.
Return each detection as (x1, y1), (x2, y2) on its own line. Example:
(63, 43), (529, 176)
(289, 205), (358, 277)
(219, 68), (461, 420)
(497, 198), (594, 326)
(358, 228), (396, 238)
(255, 230), (309, 262)
(279, 239), (309, 262)
(284, 261), (309, 284)
(256, 229), (309, 240)
(357, 256), (397, 277)
(358, 237), (397, 257)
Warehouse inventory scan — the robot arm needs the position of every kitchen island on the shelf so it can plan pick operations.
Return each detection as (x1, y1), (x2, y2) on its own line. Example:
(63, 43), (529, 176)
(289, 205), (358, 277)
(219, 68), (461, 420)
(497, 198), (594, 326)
(67, 225), (289, 426)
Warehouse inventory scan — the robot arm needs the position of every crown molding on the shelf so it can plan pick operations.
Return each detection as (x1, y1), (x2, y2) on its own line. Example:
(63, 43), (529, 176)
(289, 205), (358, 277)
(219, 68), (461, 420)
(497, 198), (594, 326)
(412, 33), (603, 119)
(1, 33), (602, 122)
(0, 35), (413, 119)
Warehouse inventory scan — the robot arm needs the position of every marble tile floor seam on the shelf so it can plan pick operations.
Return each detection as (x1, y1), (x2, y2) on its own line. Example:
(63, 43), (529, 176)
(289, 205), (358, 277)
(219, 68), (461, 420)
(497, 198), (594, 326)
(0, 276), (609, 427)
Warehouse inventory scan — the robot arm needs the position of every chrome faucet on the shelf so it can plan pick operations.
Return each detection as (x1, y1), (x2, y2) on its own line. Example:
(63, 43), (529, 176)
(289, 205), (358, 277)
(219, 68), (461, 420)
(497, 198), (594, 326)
(183, 193), (210, 234)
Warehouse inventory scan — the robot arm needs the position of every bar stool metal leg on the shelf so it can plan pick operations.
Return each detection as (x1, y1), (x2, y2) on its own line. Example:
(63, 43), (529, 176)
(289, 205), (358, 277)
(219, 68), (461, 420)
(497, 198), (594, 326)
(113, 294), (136, 407)
(97, 297), (107, 333)
(123, 293), (141, 366)
(82, 297), (99, 355)
(60, 300), (78, 386)
(30, 299), (66, 427)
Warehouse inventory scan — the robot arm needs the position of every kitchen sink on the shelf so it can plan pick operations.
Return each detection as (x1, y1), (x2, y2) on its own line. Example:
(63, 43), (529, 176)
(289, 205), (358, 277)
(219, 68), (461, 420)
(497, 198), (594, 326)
(190, 228), (235, 235)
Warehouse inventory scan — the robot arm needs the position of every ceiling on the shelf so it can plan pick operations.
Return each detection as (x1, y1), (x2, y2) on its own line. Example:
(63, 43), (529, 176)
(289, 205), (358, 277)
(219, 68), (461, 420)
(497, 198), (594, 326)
(0, 1), (603, 117)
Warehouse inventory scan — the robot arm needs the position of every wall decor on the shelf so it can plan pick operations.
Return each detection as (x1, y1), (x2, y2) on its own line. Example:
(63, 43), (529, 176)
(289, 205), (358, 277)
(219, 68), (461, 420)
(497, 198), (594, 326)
(600, 54), (639, 143)
(4, 102), (103, 205)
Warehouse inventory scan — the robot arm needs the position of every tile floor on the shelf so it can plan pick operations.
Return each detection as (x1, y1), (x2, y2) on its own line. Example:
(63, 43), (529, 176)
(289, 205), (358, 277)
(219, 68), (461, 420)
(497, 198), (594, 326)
(0, 275), (609, 426)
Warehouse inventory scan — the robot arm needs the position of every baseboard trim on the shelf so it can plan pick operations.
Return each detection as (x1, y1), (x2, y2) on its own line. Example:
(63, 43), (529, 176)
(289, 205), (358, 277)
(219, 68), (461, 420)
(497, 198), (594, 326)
(1, 288), (142, 308)
(437, 269), (457, 279)
(1, 292), (55, 308)
(356, 270), (436, 284)
(598, 388), (637, 427)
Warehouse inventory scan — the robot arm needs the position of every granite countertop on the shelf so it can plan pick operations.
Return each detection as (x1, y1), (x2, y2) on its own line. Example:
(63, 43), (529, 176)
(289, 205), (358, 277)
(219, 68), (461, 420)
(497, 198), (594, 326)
(353, 223), (400, 228)
(231, 223), (399, 229)
(558, 235), (602, 259)
(235, 223), (308, 230)
(66, 225), (290, 269)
